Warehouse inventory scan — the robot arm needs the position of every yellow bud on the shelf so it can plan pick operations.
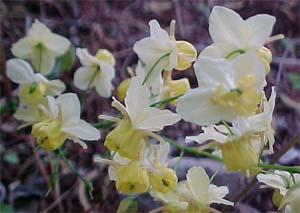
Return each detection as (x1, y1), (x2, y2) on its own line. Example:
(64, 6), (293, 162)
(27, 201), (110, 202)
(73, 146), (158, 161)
(19, 82), (46, 105)
(96, 49), (115, 66)
(220, 136), (260, 176)
(116, 161), (149, 194)
(116, 78), (131, 102)
(257, 47), (272, 74)
(175, 41), (197, 70)
(32, 118), (67, 150)
(272, 189), (284, 207)
(149, 164), (178, 193)
(105, 119), (144, 160)
(166, 78), (190, 105)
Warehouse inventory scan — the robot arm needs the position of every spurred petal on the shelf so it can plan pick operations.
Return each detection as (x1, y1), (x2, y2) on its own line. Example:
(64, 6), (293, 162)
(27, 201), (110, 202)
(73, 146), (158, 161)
(149, 20), (170, 42)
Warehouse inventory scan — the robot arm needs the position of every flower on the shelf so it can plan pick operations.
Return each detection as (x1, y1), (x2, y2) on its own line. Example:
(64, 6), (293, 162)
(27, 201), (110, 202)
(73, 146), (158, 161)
(101, 76), (180, 159)
(257, 171), (300, 212)
(11, 19), (70, 75)
(73, 48), (115, 98)
(133, 20), (196, 87)
(177, 52), (266, 126)
(200, 6), (276, 60)
(31, 93), (100, 150)
(150, 166), (233, 212)
(6, 59), (65, 122)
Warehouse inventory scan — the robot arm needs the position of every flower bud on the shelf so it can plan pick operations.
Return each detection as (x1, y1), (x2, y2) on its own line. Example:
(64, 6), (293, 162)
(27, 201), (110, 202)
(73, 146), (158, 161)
(116, 161), (149, 194)
(116, 78), (131, 102)
(175, 41), (197, 70)
(96, 49), (115, 66)
(272, 189), (284, 207)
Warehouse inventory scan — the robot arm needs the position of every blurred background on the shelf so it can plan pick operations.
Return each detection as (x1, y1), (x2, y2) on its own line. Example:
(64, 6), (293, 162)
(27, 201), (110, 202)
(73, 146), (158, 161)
(1, 0), (299, 212)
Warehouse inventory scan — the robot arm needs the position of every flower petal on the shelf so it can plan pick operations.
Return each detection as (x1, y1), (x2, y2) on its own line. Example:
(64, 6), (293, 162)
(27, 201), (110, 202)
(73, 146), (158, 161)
(45, 80), (66, 96)
(187, 166), (210, 202)
(76, 48), (98, 66)
(11, 37), (33, 59)
(30, 48), (56, 75)
(44, 34), (70, 56)
(62, 119), (100, 141)
(73, 66), (96, 90)
(57, 93), (81, 125)
(6, 59), (35, 84)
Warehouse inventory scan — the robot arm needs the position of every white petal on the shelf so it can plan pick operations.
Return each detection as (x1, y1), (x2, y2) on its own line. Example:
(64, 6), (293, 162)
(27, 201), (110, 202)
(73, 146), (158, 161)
(11, 37), (33, 59)
(177, 88), (236, 126)
(14, 106), (40, 123)
(28, 19), (52, 39)
(6, 59), (34, 84)
(108, 166), (117, 181)
(209, 6), (246, 48)
(199, 43), (236, 59)
(45, 80), (65, 96)
(209, 185), (233, 206)
(135, 107), (180, 131)
(246, 14), (276, 48)
(149, 20), (170, 42)
(186, 125), (229, 144)
(76, 48), (98, 66)
(57, 93), (81, 125)
(73, 66), (96, 90)
(257, 173), (287, 195)
(46, 96), (59, 118)
(94, 61), (115, 97)
(30, 48), (55, 75)
(44, 34), (70, 56)
(62, 119), (100, 141)
(187, 166), (210, 202)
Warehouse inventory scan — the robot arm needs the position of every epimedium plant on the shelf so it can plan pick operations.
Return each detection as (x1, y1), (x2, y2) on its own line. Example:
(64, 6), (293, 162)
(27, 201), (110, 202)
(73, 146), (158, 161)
(5, 6), (300, 213)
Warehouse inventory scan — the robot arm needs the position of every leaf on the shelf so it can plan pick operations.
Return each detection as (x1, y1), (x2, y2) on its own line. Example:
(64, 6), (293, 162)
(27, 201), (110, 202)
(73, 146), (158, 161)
(56, 45), (76, 72)
(0, 204), (14, 213)
(3, 152), (19, 164)
(117, 197), (138, 213)
(288, 72), (300, 91)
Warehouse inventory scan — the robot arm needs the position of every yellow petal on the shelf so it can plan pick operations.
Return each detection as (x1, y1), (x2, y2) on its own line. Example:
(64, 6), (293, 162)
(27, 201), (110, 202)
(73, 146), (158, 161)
(116, 78), (131, 102)
(175, 41), (197, 70)
(166, 78), (190, 105)
(96, 49), (115, 66)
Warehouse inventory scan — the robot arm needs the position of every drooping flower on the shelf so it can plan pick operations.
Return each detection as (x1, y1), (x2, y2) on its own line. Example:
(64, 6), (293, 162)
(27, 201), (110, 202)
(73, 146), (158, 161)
(73, 48), (115, 97)
(32, 93), (100, 150)
(6, 59), (65, 122)
(100, 76), (180, 159)
(150, 166), (233, 212)
(257, 171), (300, 212)
(11, 19), (70, 75)
(133, 20), (197, 87)
(177, 52), (266, 126)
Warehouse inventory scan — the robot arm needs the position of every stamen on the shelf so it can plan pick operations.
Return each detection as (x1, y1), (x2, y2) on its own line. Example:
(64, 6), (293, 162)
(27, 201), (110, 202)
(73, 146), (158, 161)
(169, 20), (176, 40)
(265, 34), (285, 44)
(111, 97), (130, 118)
(93, 155), (113, 165)
(98, 114), (121, 122)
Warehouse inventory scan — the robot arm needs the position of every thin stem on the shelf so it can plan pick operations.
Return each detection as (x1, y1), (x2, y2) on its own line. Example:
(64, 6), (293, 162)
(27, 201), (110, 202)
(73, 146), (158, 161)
(174, 150), (184, 173)
(142, 52), (171, 85)
(258, 163), (300, 173)
(221, 120), (234, 135)
(225, 49), (246, 59)
(150, 94), (183, 107)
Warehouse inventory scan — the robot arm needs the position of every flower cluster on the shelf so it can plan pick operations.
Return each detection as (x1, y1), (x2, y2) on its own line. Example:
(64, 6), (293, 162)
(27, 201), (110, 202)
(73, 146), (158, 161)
(5, 5), (293, 213)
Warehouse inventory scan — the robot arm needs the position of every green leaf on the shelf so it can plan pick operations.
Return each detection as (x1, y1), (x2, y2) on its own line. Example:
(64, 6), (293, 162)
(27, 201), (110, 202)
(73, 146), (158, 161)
(3, 152), (19, 164)
(56, 45), (76, 72)
(117, 197), (138, 213)
(288, 72), (300, 91)
(0, 204), (14, 213)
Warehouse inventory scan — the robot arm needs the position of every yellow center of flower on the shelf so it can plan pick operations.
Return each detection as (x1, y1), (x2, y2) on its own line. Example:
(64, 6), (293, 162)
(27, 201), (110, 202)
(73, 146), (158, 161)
(213, 75), (262, 116)
(115, 161), (149, 194)
(19, 82), (46, 105)
(31, 117), (67, 151)
(104, 118), (145, 160)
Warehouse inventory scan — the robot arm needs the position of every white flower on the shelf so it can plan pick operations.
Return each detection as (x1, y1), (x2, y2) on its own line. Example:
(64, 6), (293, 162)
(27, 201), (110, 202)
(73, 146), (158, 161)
(11, 19), (70, 75)
(120, 76), (181, 131)
(200, 6), (276, 59)
(150, 166), (233, 211)
(177, 52), (266, 126)
(32, 93), (100, 150)
(257, 171), (300, 196)
(6, 59), (65, 122)
(73, 48), (115, 98)
(133, 20), (178, 87)
(279, 184), (300, 213)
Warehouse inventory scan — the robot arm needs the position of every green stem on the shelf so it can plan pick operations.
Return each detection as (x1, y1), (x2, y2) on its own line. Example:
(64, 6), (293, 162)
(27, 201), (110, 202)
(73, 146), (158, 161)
(258, 163), (300, 173)
(142, 52), (171, 85)
(225, 49), (246, 59)
(91, 120), (116, 129)
(221, 120), (234, 135)
(81, 67), (100, 103)
(38, 44), (42, 72)
(150, 94), (183, 107)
